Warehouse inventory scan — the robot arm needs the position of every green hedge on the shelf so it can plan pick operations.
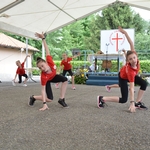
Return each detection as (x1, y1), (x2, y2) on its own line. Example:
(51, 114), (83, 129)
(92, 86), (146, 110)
(32, 60), (150, 75)
(139, 60), (150, 73)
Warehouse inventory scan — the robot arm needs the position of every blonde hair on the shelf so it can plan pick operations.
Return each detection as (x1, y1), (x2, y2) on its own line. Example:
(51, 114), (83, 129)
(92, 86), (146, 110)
(16, 60), (21, 66)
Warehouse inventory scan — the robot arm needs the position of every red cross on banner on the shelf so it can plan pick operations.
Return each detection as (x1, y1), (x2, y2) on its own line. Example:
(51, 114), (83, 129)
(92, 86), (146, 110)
(111, 33), (123, 51)
(101, 29), (134, 54)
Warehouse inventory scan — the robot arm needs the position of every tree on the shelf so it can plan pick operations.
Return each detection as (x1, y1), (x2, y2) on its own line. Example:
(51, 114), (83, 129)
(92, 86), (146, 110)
(84, 1), (146, 52)
(45, 19), (92, 60)
(2, 1), (149, 61)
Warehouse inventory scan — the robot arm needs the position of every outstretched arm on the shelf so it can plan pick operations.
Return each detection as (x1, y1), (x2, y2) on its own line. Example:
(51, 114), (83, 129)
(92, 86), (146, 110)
(72, 52), (80, 59)
(118, 26), (134, 51)
(23, 55), (30, 63)
(35, 32), (50, 56)
(13, 73), (17, 82)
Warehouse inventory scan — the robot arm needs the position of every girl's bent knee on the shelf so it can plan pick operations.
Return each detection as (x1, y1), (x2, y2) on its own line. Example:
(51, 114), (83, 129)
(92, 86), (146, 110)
(62, 77), (68, 82)
(140, 81), (148, 91)
(119, 98), (128, 103)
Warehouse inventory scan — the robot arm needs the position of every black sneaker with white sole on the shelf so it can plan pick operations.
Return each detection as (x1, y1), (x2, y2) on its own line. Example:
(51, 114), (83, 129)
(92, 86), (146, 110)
(58, 98), (68, 108)
(29, 95), (36, 106)
(135, 101), (148, 110)
(97, 96), (105, 108)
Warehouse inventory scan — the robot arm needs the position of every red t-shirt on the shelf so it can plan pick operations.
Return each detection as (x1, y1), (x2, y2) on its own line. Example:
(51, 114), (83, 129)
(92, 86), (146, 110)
(40, 55), (56, 86)
(16, 62), (25, 75)
(60, 57), (72, 70)
(120, 60), (140, 82)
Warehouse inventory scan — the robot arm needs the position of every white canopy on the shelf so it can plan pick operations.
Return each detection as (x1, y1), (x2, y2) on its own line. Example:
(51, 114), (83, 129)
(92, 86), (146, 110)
(0, 0), (150, 39)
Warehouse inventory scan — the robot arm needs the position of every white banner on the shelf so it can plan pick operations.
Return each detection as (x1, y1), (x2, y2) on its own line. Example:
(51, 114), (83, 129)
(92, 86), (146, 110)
(101, 29), (134, 54)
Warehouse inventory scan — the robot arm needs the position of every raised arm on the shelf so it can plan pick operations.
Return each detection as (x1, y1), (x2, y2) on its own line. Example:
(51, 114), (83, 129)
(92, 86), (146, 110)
(72, 52), (80, 59)
(35, 32), (50, 56)
(23, 55), (30, 63)
(118, 26), (134, 51)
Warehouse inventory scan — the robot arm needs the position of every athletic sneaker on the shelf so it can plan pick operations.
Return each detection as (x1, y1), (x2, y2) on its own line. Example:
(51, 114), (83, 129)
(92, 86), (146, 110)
(12, 80), (16, 86)
(72, 86), (76, 90)
(29, 95), (36, 106)
(97, 96), (105, 108)
(58, 98), (68, 108)
(23, 84), (27, 87)
(135, 101), (148, 110)
(105, 85), (111, 92)
(55, 83), (59, 89)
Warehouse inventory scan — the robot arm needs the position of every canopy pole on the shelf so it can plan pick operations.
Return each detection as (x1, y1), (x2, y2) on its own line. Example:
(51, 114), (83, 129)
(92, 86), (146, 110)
(42, 42), (45, 59)
(26, 37), (28, 74)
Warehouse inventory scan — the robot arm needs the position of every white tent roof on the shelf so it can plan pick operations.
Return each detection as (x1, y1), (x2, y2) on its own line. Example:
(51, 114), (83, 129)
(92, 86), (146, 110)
(0, 0), (150, 39)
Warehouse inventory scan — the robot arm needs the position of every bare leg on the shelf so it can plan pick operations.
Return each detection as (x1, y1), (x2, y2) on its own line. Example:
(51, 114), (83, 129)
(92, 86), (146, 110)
(23, 78), (28, 84)
(71, 75), (75, 87)
(103, 96), (119, 102)
(108, 84), (119, 88)
(33, 95), (52, 102)
(105, 84), (119, 92)
(60, 81), (68, 99)
(135, 89), (145, 102)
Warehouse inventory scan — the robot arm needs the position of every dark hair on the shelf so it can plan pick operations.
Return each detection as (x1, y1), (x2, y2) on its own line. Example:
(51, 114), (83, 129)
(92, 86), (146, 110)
(36, 57), (46, 65)
(126, 51), (137, 60)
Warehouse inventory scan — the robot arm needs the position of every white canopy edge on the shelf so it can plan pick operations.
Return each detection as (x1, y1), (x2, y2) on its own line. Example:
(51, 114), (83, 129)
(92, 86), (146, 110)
(0, 5), (109, 38)
(0, 21), (36, 39)
(0, 0), (150, 39)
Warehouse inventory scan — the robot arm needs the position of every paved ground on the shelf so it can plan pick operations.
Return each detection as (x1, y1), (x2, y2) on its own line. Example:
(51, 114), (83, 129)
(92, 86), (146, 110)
(0, 80), (150, 150)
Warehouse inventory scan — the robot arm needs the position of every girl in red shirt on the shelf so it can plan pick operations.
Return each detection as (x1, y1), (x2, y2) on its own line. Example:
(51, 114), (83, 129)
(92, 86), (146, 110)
(29, 32), (68, 111)
(12, 55), (30, 86)
(97, 27), (148, 113)
(55, 52), (80, 90)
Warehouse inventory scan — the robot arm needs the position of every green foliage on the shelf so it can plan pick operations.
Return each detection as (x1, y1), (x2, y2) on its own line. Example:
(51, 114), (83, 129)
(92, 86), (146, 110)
(74, 68), (88, 84)
(32, 60), (150, 86)
(135, 33), (150, 52)
(2, 1), (150, 62)
(110, 61), (118, 72)
(139, 60), (150, 73)
(84, 2), (146, 52)
(71, 61), (91, 70)
(53, 61), (91, 72)
(101, 3), (133, 29)
(70, 60), (150, 73)
(44, 20), (90, 60)
(32, 69), (40, 75)
(74, 75), (87, 84)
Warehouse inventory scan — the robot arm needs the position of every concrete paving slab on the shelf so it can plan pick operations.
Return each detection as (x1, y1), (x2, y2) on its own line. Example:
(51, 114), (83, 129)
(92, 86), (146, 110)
(0, 81), (150, 150)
